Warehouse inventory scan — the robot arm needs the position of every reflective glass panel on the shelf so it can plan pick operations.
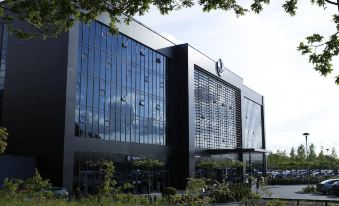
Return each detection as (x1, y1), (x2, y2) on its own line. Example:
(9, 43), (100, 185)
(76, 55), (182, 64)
(75, 21), (168, 146)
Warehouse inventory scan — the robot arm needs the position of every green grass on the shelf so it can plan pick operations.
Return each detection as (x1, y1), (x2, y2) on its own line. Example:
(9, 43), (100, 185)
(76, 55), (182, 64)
(0, 193), (213, 206)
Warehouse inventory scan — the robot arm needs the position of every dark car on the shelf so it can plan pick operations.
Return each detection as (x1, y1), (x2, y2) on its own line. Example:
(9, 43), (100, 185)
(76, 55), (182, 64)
(316, 179), (339, 194)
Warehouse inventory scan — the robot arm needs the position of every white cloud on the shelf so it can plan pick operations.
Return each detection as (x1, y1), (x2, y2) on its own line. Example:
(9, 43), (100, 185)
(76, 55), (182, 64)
(136, 1), (339, 154)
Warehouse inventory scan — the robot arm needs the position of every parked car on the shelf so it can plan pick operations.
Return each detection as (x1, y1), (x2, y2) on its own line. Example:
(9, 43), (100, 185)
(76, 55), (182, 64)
(43, 187), (69, 198)
(331, 181), (339, 196)
(316, 179), (339, 194)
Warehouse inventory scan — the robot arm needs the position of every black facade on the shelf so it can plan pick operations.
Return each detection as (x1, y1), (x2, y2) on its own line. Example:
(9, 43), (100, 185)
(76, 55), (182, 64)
(1, 15), (267, 191)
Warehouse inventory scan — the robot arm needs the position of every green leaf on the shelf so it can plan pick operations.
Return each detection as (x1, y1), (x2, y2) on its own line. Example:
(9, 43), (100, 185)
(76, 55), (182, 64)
(282, 0), (298, 16)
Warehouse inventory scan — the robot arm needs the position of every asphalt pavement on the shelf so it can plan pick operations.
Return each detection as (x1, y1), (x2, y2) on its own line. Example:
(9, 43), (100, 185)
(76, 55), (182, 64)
(258, 184), (339, 201)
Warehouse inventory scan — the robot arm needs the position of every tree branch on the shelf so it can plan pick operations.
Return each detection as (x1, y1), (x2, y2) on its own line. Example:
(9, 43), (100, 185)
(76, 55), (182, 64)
(324, 0), (339, 6)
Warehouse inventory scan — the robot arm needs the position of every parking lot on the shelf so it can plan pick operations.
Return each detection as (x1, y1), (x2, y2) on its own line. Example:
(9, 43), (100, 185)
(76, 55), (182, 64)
(259, 185), (339, 201)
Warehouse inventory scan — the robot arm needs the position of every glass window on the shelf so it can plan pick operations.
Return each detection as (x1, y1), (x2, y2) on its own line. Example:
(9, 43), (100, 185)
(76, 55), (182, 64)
(140, 46), (145, 68)
(92, 111), (99, 138)
(93, 79), (99, 109)
(89, 21), (95, 46)
(88, 49), (95, 77)
(127, 39), (132, 62)
(111, 56), (117, 84)
(101, 26), (108, 50)
(82, 23), (89, 44)
(136, 43), (140, 66)
(110, 112), (116, 141)
(120, 113), (126, 142)
(94, 52), (100, 78)
(95, 23), (101, 48)
(116, 59), (122, 85)
(106, 57), (112, 82)
(131, 65), (136, 89)
(75, 106), (80, 135)
(140, 68), (145, 93)
(244, 98), (263, 149)
(100, 54), (105, 80)
(115, 113), (121, 141)
(104, 118), (110, 140)
(127, 64), (132, 88)
(152, 74), (157, 96)
(112, 34), (118, 56)
(107, 33), (112, 54)
(99, 83), (105, 110)
(144, 95), (149, 119)
(99, 112), (105, 139)
(144, 48), (149, 69)
(156, 75), (160, 97)
(86, 78), (93, 108)
(121, 61), (127, 86)
(86, 109), (93, 138)
(135, 69), (141, 91)
(132, 41), (137, 65)
(80, 76), (87, 106)
(134, 118), (140, 143)
(105, 82), (111, 112)
(126, 110), (131, 142)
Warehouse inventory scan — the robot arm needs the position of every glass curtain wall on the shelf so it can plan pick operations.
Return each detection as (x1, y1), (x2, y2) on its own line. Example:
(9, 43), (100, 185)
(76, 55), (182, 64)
(75, 21), (167, 145)
(244, 98), (263, 149)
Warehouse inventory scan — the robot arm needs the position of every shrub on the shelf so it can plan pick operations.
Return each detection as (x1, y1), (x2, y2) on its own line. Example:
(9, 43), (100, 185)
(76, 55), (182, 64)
(175, 194), (212, 206)
(2, 169), (56, 199)
(99, 161), (116, 196)
(161, 187), (177, 199)
(2, 178), (23, 194)
(241, 192), (261, 206)
(267, 199), (286, 206)
(119, 183), (134, 193)
(186, 178), (207, 196)
(302, 185), (316, 193)
(208, 182), (253, 203)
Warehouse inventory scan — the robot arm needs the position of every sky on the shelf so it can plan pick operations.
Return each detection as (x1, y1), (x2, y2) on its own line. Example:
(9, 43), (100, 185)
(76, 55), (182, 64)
(135, 1), (339, 154)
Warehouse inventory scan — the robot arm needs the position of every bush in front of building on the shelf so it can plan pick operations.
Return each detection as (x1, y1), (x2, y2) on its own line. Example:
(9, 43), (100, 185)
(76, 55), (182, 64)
(3, 168), (53, 199)
(118, 183), (134, 194)
(186, 178), (207, 197)
(161, 187), (177, 199)
(99, 161), (117, 197)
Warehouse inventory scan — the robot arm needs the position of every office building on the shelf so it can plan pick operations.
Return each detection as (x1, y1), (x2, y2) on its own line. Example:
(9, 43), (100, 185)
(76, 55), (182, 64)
(0, 15), (267, 192)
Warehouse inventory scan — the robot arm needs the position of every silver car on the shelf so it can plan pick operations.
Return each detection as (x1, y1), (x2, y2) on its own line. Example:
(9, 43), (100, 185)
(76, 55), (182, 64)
(316, 179), (339, 194)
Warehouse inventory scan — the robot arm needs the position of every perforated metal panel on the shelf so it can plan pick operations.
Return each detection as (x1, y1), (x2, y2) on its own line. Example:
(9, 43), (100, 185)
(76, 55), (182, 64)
(194, 67), (242, 149)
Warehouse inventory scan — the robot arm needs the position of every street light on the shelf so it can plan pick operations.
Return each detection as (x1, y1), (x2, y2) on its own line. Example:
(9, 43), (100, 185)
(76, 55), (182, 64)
(303, 132), (310, 188)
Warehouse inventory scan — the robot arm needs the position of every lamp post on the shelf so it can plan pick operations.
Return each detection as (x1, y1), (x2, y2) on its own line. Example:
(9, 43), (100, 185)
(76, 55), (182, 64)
(303, 132), (310, 188)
